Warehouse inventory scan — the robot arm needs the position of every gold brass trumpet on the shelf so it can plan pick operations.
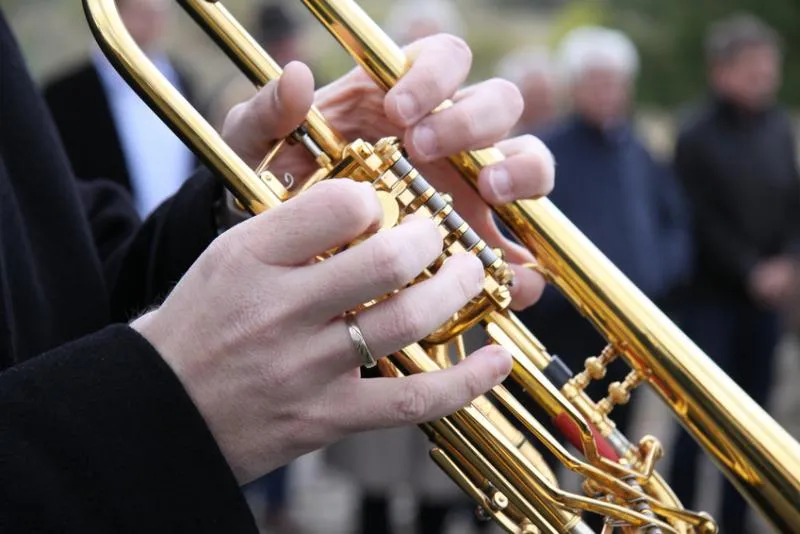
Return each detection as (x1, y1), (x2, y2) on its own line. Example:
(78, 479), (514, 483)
(83, 0), (800, 532)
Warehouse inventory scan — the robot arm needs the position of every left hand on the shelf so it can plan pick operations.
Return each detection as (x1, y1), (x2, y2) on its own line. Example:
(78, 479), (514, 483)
(222, 34), (554, 311)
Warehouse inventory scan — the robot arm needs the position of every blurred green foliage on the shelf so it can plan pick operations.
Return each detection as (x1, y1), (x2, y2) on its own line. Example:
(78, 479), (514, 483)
(608, 0), (800, 107)
(2, 0), (797, 109)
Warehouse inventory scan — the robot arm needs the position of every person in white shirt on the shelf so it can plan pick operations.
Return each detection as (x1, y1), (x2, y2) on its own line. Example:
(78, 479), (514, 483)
(46, 0), (195, 218)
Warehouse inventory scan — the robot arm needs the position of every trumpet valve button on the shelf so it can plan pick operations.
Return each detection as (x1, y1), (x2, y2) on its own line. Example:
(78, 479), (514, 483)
(585, 356), (607, 380)
(609, 382), (631, 405)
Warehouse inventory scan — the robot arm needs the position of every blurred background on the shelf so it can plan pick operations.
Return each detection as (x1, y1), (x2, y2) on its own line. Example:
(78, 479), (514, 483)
(3, 0), (800, 156)
(3, 0), (800, 533)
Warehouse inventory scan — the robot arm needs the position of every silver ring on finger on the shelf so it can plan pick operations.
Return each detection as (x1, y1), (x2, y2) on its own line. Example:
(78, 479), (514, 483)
(344, 312), (377, 368)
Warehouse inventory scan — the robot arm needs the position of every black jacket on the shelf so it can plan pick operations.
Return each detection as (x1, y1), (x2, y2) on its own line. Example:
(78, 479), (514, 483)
(43, 58), (197, 194)
(0, 13), (257, 533)
(676, 96), (800, 298)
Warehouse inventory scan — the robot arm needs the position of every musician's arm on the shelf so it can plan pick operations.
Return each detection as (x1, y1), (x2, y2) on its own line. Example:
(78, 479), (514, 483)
(0, 324), (258, 533)
(77, 168), (224, 321)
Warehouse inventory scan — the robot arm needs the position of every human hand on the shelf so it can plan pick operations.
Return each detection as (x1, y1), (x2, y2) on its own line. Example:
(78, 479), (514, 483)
(750, 257), (798, 308)
(222, 35), (555, 311)
(132, 180), (513, 485)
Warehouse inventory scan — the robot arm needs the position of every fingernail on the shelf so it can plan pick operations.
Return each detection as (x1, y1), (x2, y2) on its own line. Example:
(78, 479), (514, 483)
(411, 125), (437, 160)
(487, 167), (512, 202)
(395, 92), (418, 124)
(490, 347), (513, 380)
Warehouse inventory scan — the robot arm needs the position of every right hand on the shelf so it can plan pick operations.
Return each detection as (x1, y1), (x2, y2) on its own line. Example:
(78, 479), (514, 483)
(222, 38), (555, 312)
(131, 180), (512, 485)
(749, 257), (798, 308)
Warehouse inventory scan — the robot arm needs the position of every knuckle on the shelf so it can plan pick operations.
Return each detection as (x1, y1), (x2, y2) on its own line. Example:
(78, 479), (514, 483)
(454, 256), (485, 301)
(394, 380), (433, 423)
(371, 234), (418, 289)
(317, 181), (380, 231)
(207, 231), (243, 274)
(221, 103), (245, 136)
(491, 78), (524, 119)
(392, 299), (429, 342)
(462, 365), (487, 399)
(351, 186), (382, 228)
(452, 106), (478, 143)
(415, 218), (444, 258)
(419, 63), (447, 101)
(442, 34), (473, 68)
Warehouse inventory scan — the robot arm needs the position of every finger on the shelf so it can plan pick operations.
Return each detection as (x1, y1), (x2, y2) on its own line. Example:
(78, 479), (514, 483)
(384, 34), (473, 128)
(222, 61), (315, 167)
(344, 345), (513, 430)
(477, 135), (555, 205)
(445, 133), (551, 253)
(297, 217), (444, 321)
(229, 179), (382, 266)
(465, 210), (545, 310)
(405, 79), (523, 163)
(509, 264), (547, 311)
(312, 254), (484, 372)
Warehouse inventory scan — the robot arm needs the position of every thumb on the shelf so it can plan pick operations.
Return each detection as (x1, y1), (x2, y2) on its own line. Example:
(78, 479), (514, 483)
(222, 61), (315, 168)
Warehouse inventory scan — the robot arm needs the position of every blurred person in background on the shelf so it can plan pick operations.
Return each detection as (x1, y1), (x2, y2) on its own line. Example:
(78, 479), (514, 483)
(515, 27), (690, 510)
(208, 2), (306, 131)
(44, 0), (196, 218)
(384, 0), (465, 46)
(668, 15), (800, 533)
(324, 6), (490, 534)
(497, 47), (558, 134)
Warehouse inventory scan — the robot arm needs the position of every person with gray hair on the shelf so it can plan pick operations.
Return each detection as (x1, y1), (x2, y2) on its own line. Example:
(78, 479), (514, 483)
(556, 25), (640, 128)
(668, 14), (800, 534)
(516, 29), (690, 531)
(45, 0), (197, 218)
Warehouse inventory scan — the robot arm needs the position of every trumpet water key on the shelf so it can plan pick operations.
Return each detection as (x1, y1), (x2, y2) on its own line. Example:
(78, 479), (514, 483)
(83, 0), (800, 532)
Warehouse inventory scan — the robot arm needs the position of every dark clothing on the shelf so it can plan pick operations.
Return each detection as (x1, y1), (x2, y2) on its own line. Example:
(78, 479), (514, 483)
(669, 96), (800, 534)
(517, 115), (690, 394)
(540, 116), (690, 302)
(358, 495), (490, 534)
(676, 97), (800, 298)
(44, 60), (196, 195)
(511, 117), (690, 532)
(670, 298), (779, 533)
(0, 13), (257, 533)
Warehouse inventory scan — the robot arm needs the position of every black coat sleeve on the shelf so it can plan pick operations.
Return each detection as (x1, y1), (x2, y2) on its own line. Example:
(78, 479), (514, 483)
(0, 325), (257, 534)
(675, 130), (759, 287)
(78, 168), (223, 321)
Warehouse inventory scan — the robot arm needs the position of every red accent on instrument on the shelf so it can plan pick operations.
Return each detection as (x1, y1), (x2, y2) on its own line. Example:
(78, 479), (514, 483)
(553, 413), (620, 461)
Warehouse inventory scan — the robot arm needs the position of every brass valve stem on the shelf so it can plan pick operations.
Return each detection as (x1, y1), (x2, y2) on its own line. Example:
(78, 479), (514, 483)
(598, 370), (645, 417)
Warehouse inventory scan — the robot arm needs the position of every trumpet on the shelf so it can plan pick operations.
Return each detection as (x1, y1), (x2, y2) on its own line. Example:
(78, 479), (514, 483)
(83, 0), (800, 532)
